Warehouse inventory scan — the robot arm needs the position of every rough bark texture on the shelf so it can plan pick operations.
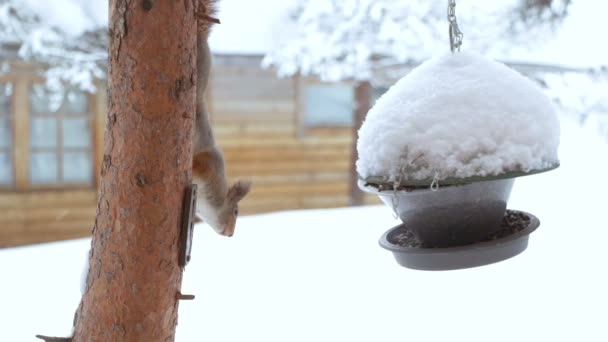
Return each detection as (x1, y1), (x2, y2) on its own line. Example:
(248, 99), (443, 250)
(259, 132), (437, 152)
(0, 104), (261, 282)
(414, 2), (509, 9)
(72, 0), (197, 341)
(349, 81), (371, 206)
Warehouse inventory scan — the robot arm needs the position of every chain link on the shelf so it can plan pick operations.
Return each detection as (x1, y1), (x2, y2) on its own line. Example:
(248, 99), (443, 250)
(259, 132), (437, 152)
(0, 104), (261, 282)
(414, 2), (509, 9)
(448, 0), (464, 52)
(430, 171), (440, 192)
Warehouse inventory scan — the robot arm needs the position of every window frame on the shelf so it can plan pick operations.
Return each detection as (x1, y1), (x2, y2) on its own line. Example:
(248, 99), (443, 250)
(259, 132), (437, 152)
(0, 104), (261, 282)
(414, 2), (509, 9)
(27, 83), (96, 190)
(0, 79), (15, 190)
(296, 75), (357, 138)
(0, 71), (103, 193)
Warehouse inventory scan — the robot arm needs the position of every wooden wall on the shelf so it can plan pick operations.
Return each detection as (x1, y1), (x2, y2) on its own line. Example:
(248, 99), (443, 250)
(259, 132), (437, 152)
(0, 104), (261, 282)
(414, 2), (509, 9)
(0, 55), (581, 247)
(0, 190), (97, 247)
(0, 55), (380, 247)
(0, 65), (106, 247)
(211, 55), (379, 214)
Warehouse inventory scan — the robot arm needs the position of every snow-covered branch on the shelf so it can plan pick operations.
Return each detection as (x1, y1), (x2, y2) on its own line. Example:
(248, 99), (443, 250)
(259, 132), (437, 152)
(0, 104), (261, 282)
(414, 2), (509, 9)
(0, 0), (107, 93)
(263, 0), (446, 82)
(263, 0), (571, 82)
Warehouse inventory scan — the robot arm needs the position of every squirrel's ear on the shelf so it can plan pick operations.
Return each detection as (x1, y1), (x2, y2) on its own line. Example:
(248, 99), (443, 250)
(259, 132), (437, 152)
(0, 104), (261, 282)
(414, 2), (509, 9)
(228, 180), (252, 203)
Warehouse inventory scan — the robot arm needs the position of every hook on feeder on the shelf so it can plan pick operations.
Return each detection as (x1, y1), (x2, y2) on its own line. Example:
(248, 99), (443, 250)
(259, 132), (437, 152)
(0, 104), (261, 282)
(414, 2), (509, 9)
(430, 172), (440, 192)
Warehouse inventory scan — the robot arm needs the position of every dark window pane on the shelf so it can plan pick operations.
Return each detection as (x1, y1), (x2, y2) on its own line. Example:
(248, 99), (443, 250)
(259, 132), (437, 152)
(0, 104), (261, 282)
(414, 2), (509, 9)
(63, 118), (91, 148)
(0, 118), (11, 148)
(30, 151), (58, 184)
(31, 118), (58, 148)
(0, 151), (13, 185)
(305, 84), (354, 127)
(0, 83), (12, 114)
(63, 152), (92, 184)
(65, 91), (89, 114)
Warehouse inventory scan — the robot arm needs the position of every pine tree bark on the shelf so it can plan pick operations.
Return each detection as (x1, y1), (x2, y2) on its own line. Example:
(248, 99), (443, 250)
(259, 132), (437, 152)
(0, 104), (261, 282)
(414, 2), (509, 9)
(71, 0), (197, 340)
(349, 81), (371, 206)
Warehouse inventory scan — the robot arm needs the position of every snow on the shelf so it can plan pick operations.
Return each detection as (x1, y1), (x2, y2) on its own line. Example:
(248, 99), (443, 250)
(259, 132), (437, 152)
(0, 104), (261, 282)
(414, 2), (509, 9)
(5, 0), (286, 55)
(1, 116), (607, 342)
(0, 0), (107, 93)
(26, 0), (599, 67)
(208, 0), (296, 55)
(263, 0), (446, 81)
(22, 0), (107, 37)
(499, 0), (608, 69)
(356, 52), (561, 183)
(3, 0), (606, 68)
(263, 0), (608, 81)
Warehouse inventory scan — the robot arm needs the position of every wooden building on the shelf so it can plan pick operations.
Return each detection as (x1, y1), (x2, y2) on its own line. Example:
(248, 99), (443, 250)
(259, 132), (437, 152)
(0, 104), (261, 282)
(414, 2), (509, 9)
(0, 61), (107, 247)
(1, 42), (578, 248)
(211, 55), (380, 214)
(0, 53), (381, 247)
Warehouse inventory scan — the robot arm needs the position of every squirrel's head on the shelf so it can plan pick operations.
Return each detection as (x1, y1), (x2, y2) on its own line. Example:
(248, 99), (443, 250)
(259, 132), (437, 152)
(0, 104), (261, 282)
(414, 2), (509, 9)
(208, 180), (251, 237)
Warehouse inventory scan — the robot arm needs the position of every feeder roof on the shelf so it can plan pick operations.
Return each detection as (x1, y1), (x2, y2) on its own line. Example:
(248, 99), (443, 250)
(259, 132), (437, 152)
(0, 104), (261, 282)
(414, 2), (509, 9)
(356, 51), (560, 184)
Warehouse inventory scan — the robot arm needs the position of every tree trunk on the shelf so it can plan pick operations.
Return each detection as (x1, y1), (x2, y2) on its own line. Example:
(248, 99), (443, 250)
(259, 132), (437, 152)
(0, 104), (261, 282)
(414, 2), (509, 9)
(349, 81), (371, 206)
(72, 1), (197, 341)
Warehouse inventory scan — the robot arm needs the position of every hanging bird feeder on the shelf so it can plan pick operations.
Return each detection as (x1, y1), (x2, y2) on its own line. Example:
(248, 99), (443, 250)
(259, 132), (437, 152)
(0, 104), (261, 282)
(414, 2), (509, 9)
(357, 0), (560, 270)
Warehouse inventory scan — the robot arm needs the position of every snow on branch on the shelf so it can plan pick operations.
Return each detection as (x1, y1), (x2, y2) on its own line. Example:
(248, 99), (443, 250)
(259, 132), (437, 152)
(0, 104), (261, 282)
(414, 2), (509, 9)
(263, 0), (571, 82)
(263, 0), (445, 82)
(0, 0), (107, 93)
(517, 0), (571, 23)
(263, 0), (607, 137)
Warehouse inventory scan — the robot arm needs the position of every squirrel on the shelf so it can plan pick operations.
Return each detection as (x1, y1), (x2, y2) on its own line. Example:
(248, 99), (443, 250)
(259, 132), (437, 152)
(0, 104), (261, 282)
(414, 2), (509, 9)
(193, 3), (251, 237)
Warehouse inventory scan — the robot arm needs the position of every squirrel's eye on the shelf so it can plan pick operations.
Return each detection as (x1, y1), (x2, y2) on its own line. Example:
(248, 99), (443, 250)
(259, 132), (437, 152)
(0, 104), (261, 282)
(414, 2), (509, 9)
(234, 208), (239, 216)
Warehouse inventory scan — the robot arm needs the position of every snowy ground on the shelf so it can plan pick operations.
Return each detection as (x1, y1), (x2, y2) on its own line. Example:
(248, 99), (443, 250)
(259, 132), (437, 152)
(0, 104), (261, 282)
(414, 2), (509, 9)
(1, 116), (607, 342)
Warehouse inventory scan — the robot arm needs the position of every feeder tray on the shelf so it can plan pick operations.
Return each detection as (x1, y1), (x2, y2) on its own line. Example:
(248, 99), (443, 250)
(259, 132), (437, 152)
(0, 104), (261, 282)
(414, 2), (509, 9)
(379, 210), (540, 271)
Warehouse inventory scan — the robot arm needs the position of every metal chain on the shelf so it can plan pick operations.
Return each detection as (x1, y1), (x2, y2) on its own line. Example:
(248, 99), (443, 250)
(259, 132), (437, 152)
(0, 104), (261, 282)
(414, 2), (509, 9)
(448, 0), (464, 52)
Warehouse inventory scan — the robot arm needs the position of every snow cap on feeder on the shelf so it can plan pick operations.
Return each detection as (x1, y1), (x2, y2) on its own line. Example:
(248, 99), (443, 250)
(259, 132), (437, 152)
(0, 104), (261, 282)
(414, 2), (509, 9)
(356, 51), (560, 185)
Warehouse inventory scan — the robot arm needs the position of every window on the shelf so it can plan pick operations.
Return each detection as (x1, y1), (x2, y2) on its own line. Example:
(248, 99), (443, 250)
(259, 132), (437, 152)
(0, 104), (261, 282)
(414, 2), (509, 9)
(0, 83), (13, 187)
(304, 84), (354, 127)
(28, 85), (93, 187)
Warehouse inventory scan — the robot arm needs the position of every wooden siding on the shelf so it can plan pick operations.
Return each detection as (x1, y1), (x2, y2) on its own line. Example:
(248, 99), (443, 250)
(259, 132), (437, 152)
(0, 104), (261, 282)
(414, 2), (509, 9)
(1, 55), (587, 247)
(0, 190), (97, 247)
(0, 65), (105, 247)
(211, 57), (379, 215)
(0, 56), (381, 247)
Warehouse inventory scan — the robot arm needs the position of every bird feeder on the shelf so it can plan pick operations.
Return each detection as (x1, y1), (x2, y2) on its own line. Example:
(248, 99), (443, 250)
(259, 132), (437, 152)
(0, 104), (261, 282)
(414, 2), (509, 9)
(357, 0), (560, 270)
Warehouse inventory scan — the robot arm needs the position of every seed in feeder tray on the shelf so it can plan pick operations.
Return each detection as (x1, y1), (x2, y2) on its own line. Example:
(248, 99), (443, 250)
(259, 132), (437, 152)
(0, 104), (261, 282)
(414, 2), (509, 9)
(483, 210), (531, 241)
(389, 228), (422, 248)
(388, 210), (531, 248)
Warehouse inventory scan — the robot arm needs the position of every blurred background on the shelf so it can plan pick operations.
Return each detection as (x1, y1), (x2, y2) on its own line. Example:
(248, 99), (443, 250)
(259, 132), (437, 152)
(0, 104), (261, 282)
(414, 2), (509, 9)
(0, 0), (606, 247)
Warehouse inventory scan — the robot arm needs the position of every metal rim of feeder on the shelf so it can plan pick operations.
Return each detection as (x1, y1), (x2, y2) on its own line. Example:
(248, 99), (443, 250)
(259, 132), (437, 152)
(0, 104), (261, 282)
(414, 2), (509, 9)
(359, 163), (560, 191)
